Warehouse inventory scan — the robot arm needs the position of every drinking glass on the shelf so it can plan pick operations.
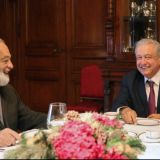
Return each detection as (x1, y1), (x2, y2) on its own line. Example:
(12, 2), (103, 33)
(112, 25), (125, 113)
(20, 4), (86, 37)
(47, 102), (67, 128)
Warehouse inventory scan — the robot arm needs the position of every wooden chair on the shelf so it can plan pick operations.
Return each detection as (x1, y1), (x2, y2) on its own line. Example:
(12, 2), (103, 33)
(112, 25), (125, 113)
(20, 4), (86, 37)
(68, 65), (104, 113)
(103, 79), (121, 112)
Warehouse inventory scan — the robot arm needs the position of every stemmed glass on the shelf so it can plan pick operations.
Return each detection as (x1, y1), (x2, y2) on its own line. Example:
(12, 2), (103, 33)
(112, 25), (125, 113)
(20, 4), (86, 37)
(47, 102), (67, 128)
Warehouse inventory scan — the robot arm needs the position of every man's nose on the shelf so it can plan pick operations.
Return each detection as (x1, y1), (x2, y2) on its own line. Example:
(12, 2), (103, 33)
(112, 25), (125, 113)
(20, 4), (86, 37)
(8, 60), (14, 69)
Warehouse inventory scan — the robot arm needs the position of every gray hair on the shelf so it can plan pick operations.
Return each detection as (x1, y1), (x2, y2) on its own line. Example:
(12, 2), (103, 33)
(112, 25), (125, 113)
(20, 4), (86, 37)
(135, 38), (160, 57)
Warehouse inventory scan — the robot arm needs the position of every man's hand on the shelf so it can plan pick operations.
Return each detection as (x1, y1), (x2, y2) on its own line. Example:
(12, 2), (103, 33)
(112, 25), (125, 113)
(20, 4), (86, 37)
(120, 107), (137, 124)
(148, 114), (160, 119)
(0, 128), (21, 147)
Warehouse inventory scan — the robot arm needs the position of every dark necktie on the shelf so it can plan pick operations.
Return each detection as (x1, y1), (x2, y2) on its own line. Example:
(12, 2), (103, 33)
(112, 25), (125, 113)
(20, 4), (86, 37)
(0, 99), (4, 125)
(148, 81), (155, 114)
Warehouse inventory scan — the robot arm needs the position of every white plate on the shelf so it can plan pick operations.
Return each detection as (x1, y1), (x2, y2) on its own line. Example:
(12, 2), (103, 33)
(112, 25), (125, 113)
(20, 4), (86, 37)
(21, 129), (39, 138)
(139, 132), (160, 143)
(0, 129), (49, 151)
(0, 129), (38, 150)
(49, 120), (65, 127)
(104, 112), (118, 116)
(0, 143), (19, 151)
(127, 131), (137, 137)
(137, 119), (159, 126)
(104, 112), (118, 120)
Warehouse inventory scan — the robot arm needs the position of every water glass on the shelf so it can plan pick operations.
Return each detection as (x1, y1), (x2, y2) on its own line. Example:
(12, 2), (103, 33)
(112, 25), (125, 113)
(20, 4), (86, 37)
(47, 102), (67, 128)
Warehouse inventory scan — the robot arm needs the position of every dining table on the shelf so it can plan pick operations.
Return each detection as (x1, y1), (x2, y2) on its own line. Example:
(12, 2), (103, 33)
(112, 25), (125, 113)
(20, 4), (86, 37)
(0, 117), (160, 159)
(123, 117), (160, 159)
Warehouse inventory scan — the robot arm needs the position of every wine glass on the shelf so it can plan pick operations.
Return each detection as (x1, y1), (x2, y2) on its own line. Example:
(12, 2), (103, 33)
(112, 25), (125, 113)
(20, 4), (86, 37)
(47, 102), (67, 128)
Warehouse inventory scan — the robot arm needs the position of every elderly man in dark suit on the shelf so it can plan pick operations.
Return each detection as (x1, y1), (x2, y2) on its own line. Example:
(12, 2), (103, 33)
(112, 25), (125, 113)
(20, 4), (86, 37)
(112, 38), (160, 124)
(0, 39), (47, 147)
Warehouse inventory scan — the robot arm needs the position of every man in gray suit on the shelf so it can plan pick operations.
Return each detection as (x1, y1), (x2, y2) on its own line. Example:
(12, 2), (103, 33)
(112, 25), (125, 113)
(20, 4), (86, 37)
(0, 39), (47, 147)
(112, 38), (160, 124)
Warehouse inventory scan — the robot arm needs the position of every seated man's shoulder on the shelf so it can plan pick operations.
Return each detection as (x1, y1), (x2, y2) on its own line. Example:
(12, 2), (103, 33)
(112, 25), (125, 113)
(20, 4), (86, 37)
(124, 69), (141, 78)
(122, 70), (143, 85)
(1, 84), (15, 90)
(1, 84), (17, 96)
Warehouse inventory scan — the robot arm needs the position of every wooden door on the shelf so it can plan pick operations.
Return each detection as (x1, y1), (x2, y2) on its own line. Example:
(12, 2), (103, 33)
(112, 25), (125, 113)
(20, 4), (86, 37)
(0, 0), (19, 88)
(18, 0), (66, 113)
(66, 0), (110, 106)
(0, 0), (113, 112)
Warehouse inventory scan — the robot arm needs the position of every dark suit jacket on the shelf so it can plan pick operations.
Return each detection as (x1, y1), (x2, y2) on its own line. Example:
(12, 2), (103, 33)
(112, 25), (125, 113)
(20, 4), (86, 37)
(0, 84), (47, 131)
(111, 70), (160, 117)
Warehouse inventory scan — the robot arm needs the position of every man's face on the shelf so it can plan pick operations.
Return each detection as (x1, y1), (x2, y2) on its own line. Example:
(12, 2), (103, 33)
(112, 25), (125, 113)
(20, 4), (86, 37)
(135, 44), (160, 79)
(0, 42), (13, 86)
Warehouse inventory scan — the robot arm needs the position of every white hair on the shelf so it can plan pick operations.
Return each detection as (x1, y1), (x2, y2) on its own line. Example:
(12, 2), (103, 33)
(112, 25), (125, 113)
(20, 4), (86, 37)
(135, 38), (160, 57)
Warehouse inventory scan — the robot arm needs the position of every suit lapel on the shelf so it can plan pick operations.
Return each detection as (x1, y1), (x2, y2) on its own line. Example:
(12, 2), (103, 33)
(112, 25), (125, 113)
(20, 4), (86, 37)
(0, 121), (5, 129)
(1, 97), (9, 128)
(137, 76), (148, 112)
(0, 88), (6, 128)
(157, 83), (160, 113)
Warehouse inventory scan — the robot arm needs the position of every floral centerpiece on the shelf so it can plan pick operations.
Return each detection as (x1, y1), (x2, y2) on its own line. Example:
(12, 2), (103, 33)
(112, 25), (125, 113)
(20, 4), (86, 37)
(4, 111), (145, 159)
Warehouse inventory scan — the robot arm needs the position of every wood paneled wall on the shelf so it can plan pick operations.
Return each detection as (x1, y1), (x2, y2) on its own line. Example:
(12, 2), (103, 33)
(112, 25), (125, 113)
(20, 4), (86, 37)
(2, 0), (158, 113)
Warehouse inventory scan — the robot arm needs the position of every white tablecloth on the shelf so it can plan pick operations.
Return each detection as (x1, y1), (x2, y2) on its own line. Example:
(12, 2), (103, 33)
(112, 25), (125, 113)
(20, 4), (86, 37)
(123, 118), (160, 159)
(0, 145), (17, 159)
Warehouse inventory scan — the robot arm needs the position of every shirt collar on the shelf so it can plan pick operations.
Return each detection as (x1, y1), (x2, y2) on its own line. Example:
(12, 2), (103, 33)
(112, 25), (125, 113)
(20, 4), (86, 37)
(144, 69), (160, 86)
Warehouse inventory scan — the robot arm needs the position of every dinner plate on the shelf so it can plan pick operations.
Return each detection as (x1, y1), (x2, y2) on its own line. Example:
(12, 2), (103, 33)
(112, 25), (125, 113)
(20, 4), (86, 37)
(49, 120), (65, 127)
(104, 112), (118, 119)
(21, 129), (53, 137)
(0, 143), (19, 151)
(127, 131), (137, 137)
(21, 129), (39, 137)
(137, 119), (159, 126)
(0, 130), (38, 150)
(0, 129), (51, 151)
(104, 112), (118, 116)
(139, 132), (160, 143)
(21, 129), (38, 135)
